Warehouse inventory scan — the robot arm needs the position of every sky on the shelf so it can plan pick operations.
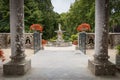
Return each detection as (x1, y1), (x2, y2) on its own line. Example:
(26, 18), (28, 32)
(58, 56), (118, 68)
(51, 0), (75, 14)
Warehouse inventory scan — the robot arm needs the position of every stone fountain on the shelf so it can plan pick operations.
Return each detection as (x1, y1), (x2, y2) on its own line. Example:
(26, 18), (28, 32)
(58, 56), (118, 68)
(46, 24), (72, 47)
(55, 24), (65, 46)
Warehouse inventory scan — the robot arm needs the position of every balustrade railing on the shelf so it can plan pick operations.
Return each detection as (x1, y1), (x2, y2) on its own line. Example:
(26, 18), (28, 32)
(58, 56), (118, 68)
(0, 33), (120, 49)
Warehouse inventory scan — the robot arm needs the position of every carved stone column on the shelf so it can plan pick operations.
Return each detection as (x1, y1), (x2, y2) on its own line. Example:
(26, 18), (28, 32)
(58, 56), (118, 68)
(3, 0), (31, 75)
(88, 0), (116, 75)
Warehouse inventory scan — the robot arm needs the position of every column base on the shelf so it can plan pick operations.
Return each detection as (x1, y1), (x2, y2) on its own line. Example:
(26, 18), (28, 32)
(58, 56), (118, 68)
(3, 59), (31, 75)
(88, 59), (116, 76)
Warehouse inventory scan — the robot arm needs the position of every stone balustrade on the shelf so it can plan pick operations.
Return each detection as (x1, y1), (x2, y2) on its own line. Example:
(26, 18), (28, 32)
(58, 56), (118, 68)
(0, 33), (120, 49)
(0, 33), (33, 49)
(86, 33), (120, 49)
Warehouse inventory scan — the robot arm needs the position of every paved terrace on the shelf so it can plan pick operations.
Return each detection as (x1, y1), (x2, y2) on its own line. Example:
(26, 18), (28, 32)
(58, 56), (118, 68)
(0, 46), (120, 80)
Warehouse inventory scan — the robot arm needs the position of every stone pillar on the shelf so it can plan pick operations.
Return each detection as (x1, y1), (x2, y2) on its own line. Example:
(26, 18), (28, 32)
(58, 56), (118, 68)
(3, 0), (31, 75)
(88, 0), (116, 75)
(40, 33), (42, 50)
(33, 31), (40, 53)
(78, 32), (86, 54)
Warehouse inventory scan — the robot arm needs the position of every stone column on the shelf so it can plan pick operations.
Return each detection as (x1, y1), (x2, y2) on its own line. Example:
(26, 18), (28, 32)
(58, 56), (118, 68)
(40, 33), (42, 50)
(33, 31), (40, 53)
(3, 0), (31, 75)
(88, 0), (116, 75)
(78, 32), (86, 54)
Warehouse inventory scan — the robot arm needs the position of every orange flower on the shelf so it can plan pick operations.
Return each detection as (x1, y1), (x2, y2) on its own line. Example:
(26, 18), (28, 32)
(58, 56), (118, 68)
(77, 23), (90, 32)
(30, 24), (43, 32)
(72, 40), (78, 45)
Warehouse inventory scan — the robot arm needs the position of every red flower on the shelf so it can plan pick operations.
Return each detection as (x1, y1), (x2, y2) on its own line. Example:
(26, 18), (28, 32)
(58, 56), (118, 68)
(72, 40), (78, 45)
(77, 23), (90, 32)
(0, 49), (6, 62)
(30, 24), (43, 32)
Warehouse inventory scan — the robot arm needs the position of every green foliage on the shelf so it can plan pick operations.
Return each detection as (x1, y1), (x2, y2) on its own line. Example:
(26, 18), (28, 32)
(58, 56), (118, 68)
(59, 0), (95, 36)
(49, 36), (57, 42)
(0, 0), (120, 39)
(109, 0), (120, 32)
(24, 0), (44, 32)
(115, 45), (120, 55)
(0, 0), (10, 32)
(24, 0), (60, 39)
(59, 0), (120, 35)
(0, 0), (59, 40)
(63, 34), (70, 41)
(69, 34), (78, 42)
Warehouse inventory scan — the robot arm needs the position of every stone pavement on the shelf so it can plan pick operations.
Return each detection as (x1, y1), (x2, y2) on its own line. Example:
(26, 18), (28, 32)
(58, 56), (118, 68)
(0, 46), (120, 80)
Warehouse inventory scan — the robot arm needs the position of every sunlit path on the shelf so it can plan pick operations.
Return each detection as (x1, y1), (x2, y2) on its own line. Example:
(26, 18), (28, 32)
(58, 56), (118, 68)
(44, 45), (76, 51)
(30, 50), (92, 80)
(29, 50), (120, 80)
(0, 49), (120, 80)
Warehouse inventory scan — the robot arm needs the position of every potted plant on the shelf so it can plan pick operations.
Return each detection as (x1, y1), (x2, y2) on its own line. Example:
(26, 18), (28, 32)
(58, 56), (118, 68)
(72, 40), (78, 50)
(30, 24), (43, 32)
(77, 23), (90, 32)
(42, 39), (47, 50)
(115, 45), (120, 70)
(0, 48), (5, 62)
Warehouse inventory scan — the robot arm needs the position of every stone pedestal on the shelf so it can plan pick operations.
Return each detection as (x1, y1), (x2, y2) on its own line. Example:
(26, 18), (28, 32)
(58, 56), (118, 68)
(88, 60), (116, 75)
(3, 59), (31, 75)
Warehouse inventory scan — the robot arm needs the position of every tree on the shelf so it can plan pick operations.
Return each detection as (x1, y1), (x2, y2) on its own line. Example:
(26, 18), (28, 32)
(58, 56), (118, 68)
(109, 0), (120, 32)
(59, 0), (120, 35)
(24, 0), (44, 32)
(34, 0), (60, 39)
(0, 0), (9, 32)
(0, 0), (60, 39)
(59, 0), (95, 36)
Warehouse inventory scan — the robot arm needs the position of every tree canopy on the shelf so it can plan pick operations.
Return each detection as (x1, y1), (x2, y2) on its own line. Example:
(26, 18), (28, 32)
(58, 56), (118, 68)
(59, 0), (120, 35)
(0, 0), (60, 39)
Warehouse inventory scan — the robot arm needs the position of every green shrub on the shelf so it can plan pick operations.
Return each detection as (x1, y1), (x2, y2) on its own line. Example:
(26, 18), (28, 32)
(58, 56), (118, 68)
(49, 36), (57, 42)
(69, 34), (78, 42)
(115, 45), (120, 55)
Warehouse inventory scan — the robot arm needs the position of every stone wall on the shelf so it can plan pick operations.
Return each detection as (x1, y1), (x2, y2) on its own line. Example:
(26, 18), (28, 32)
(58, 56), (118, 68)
(86, 33), (120, 49)
(0, 33), (33, 49)
(0, 33), (120, 49)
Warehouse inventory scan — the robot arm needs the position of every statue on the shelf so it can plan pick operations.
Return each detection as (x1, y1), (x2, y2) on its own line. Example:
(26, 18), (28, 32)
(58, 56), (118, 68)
(55, 24), (65, 46)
